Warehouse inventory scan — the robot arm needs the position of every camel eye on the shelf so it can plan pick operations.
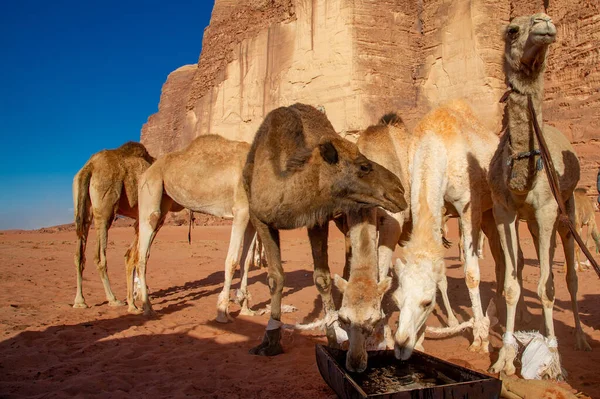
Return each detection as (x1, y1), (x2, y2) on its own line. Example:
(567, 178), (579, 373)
(507, 26), (519, 35)
(359, 163), (372, 174)
(421, 300), (432, 309)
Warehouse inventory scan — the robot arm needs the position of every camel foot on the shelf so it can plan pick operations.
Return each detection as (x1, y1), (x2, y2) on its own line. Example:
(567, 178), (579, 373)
(108, 299), (126, 307)
(575, 332), (592, 351)
(468, 339), (489, 353)
(73, 301), (88, 309)
(215, 309), (233, 323)
(249, 328), (283, 356)
(143, 307), (157, 318)
(239, 307), (256, 316)
(489, 345), (517, 375)
(128, 305), (143, 315)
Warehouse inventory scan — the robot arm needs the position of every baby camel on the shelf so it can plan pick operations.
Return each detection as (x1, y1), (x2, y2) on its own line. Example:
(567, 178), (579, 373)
(133, 135), (256, 320)
(72, 142), (157, 308)
(243, 103), (406, 356)
(488, 13), (590, 379)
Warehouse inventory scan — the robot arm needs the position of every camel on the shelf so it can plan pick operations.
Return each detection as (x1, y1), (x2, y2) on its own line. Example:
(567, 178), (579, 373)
(488, 13), (591, 379)
(133, 134), (258, 320)
(573, 188), (600, 272)
(243, 103), (407, 356)
(393, 99), (508, 360)
(72, 141), (156, 309)
(333, 208), (392, 372)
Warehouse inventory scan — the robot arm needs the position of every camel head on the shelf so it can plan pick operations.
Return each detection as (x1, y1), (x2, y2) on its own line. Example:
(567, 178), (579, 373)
(316, 135), (407, 214)
(505, 13), (556, 77)
(392, 251), (443, 360)
(334, 273), (391, 373)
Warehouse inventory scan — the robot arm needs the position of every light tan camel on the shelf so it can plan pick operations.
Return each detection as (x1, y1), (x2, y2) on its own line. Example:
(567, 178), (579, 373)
(573, 188), (600, 272)
(393, 99), (506, 360)
(333, 208), (392, 372)
(243, 103), (407, 356)
(72, 142), (156, 308)
(488, 13), (591, 379)
(133, 134), (257, 320)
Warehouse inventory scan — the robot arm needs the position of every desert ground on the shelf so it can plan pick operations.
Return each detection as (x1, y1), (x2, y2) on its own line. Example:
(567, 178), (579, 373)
(1, 216), (599, 398)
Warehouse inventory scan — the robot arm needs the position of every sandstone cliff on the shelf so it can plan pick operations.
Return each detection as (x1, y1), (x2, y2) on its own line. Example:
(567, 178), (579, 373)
(141, 0), (600, 188)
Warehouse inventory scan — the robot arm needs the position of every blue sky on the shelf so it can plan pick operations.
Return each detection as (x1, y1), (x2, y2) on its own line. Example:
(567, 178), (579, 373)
(0, 1), (213, 229)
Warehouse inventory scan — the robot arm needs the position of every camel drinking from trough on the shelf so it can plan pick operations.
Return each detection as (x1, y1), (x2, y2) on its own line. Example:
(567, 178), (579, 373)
(488, 13), (590, 379)
(243, 103), (407, 356)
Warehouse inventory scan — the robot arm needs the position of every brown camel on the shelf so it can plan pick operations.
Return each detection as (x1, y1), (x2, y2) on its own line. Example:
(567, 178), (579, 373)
(133, 135), (259, 320)
(243, 103), (407, 356)
(488, 13), (591, 379)
(572, 188), (600, 272)
(72, 142), (155, 309)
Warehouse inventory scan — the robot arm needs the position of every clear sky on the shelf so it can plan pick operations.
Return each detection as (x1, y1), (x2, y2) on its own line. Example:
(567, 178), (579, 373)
(0, 1), (213, 230)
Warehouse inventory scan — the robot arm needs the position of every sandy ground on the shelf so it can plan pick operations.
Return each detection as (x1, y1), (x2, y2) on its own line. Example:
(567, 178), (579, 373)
(1, 218), (599, 398)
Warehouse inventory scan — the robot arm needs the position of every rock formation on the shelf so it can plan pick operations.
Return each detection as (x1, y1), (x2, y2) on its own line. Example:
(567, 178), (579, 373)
(141, 0), (599, 188)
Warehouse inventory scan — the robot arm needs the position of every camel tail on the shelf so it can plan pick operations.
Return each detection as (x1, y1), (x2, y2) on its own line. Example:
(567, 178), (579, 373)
(73, 164), (93, 238)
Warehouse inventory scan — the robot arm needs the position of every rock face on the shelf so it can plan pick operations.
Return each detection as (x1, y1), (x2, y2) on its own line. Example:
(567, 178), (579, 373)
(141, 0), (600, 188)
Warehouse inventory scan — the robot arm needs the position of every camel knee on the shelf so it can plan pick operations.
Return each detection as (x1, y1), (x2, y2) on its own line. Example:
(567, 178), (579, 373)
(537, 283), (555, 308)
(465, 269), (480, 289)
(314, 273), (332, 295)
(148, 211), (162, 230)
(267, 272), (284, 295)
(504, 282), (521, 306)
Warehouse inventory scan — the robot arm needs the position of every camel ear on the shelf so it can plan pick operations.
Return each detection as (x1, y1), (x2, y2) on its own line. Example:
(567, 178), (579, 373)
(333, 274), (347, 294)
(377, 276), (392, 296)
(319, 141), (339, 165)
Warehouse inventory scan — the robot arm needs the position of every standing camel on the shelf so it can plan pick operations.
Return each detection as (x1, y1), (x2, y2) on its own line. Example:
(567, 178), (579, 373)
(72, 142), (156, 308)
(133, 134), (256, 320)
(488, 13), (591, 379)
(573, 188), (600, 272)
(243, 103), (407, 356)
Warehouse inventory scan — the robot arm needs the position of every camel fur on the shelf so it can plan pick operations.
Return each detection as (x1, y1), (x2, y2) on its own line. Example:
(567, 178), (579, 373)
(243, 103), (407, 356)
(488, 13), (591, 379)
(72, 141), (155, 309)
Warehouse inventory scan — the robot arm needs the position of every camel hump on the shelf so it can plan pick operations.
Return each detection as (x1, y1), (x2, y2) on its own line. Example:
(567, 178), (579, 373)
(378, 112), (404, 127)
(116, 141), (155, 163)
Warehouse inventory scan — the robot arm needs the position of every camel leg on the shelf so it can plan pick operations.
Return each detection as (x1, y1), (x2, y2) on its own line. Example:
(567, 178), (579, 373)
(478, 231), (486, 259)
(333, 215), (351, 281)
(558, 197), (591, 352)
(73, 205), (92, 308)
(458, 223), (464, 263)
(437, 274), (459, 327)
(456, 200), (488, 353)
(124, 221), (139, 304)
(377, 210), (402, 282)
(238, 224), (258, 316)
(574, 225), (584, 272)
(489, 204), (519, 375)
(248, 215), (284, 356)
(308, 223), (346, 348)
(134, 178), (172, 316)
(93, 214), (123, 306)
(533, 204), (565, 379)
(216, 206), (250, 323)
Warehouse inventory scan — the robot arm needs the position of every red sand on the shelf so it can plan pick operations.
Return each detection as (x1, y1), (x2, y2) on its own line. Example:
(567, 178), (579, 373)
(1, 218), (599, 398)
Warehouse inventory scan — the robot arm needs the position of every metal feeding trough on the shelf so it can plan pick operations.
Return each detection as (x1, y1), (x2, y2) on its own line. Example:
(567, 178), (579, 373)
(316, 345), (501, 398)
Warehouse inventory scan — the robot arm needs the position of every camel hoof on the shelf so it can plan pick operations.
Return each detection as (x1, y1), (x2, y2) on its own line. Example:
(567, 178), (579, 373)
(575, 336), (592, 352)
(108, 299), (126, 307)
(128, 306), (143, 315)
(143, 308), (157, 318)
(249, 329), (283, 356)
(73, 302), (88, 309)
(489, 346), (517, 375)
(215, 310), (233, 323)
(239, 307), (256, 316)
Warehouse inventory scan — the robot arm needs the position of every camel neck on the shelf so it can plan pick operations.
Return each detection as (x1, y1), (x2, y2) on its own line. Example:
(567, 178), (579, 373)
(504, 71), (545, 193)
